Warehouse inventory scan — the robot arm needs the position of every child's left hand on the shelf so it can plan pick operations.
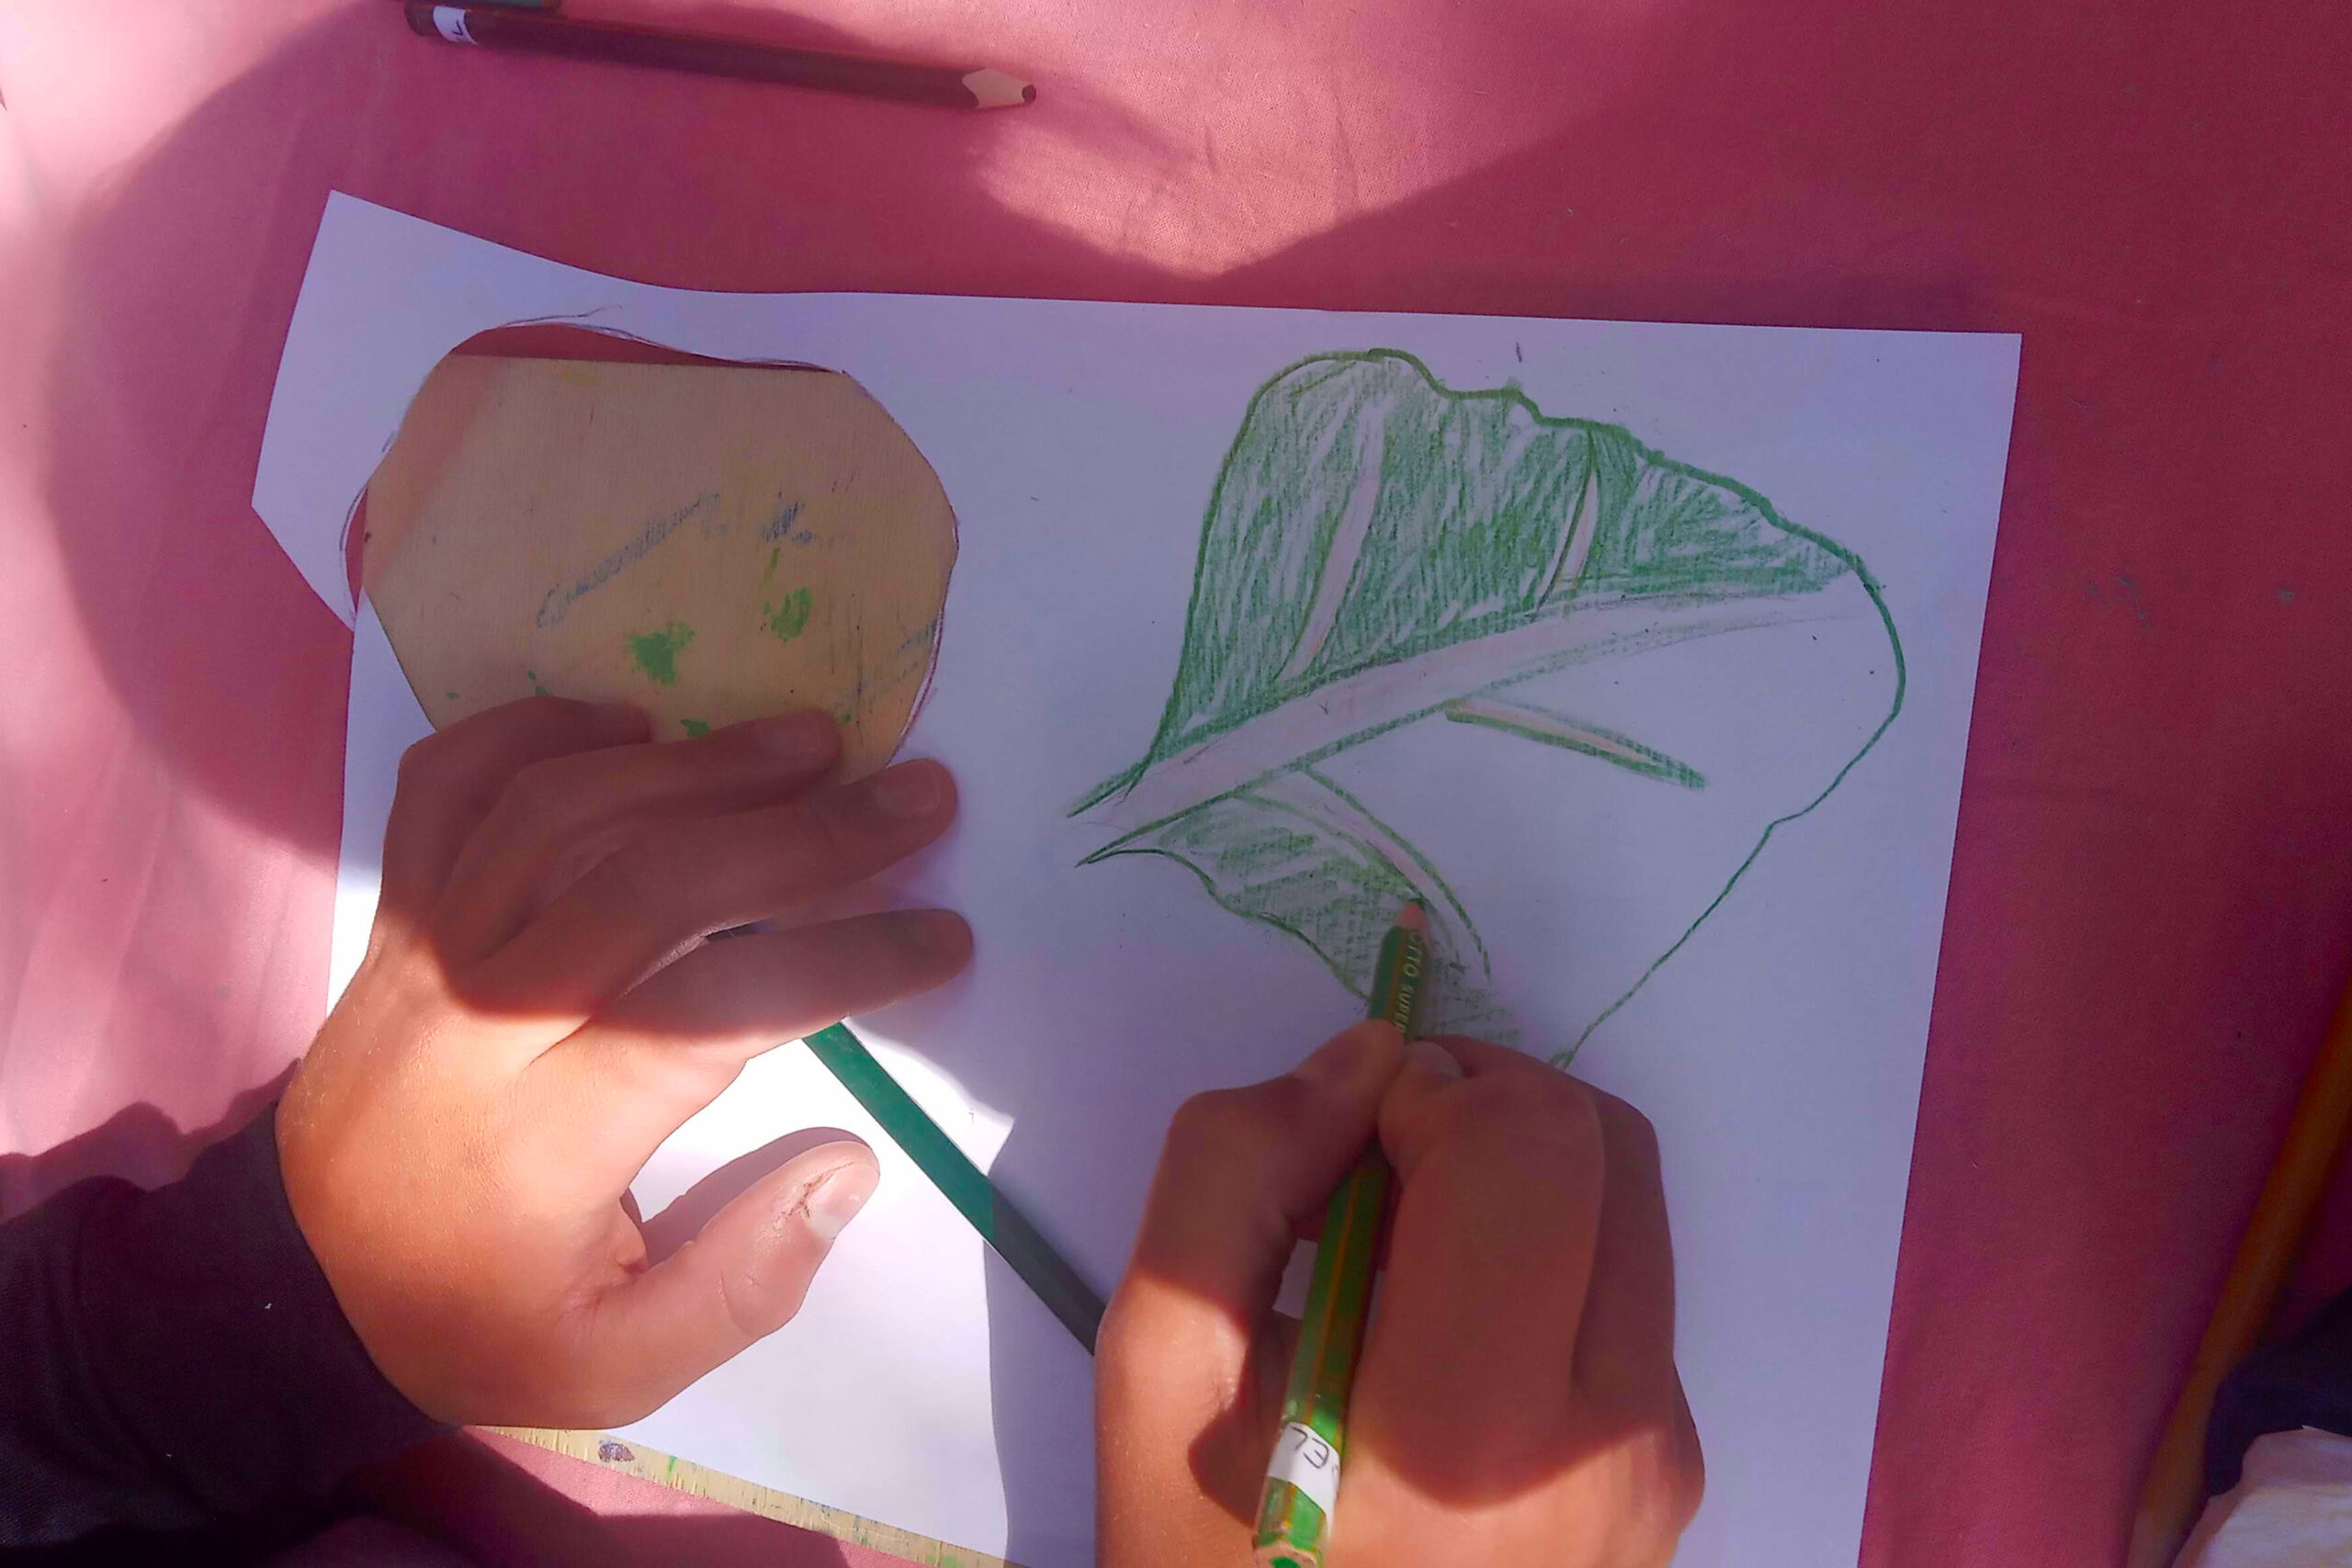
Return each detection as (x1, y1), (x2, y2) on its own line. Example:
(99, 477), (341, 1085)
(276, 697), (970, 1427)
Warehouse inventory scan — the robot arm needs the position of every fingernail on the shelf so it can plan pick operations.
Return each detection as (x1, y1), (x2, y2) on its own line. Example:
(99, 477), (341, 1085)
(750, 710), (835, 759)
(802, 1159), (879, 1241)
(896, 908), (972, 961)
(1404, 1038), (1465, 1081)
(870, 761), (945, 818)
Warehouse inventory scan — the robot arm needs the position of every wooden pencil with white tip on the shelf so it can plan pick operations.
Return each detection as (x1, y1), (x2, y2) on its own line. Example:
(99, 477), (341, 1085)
(404, 3), (1036, 111)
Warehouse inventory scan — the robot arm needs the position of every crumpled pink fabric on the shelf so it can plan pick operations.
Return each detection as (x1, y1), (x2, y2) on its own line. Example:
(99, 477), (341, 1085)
(2, 3), (2349, 1565)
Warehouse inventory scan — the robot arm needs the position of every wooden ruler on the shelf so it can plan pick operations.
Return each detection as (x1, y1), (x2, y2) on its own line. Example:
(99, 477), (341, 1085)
(491, 1427), (1012, 1568)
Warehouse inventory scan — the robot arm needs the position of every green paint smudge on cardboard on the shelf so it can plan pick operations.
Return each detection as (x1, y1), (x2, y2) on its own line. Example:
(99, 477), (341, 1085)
(761, 547), (780, 588)
(764, 586), (813, 644)
(526, 668), (552, 697)
(628, 622), (695, 685)
(680, 718), (710, 739)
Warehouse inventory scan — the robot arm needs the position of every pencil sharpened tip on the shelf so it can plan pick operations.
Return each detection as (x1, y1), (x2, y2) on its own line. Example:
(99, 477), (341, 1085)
(962, 67), (1035, 109)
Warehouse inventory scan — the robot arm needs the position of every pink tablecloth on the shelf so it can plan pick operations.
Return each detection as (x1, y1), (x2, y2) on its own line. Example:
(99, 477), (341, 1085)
(3, 2), (2348, 1563)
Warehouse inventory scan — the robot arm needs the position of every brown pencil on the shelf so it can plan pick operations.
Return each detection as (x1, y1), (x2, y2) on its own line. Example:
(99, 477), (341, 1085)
(2127, 968), (2352, 1568)
(403, 3), (1035, 111)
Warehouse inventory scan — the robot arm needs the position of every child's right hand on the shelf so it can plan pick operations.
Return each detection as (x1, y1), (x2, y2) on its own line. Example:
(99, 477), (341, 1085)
(1097, 1025), (1702, 1567)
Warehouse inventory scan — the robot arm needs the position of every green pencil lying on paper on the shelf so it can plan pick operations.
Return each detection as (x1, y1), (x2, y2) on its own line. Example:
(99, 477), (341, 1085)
(1253, 902), (1429, 1567)
(803, 1021), (1103, 1351)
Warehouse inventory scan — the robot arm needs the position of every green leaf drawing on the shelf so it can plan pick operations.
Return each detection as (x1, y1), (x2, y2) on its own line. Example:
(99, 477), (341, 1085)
(1089, 765), (1511, 1039)
(1075, 349), (1905, 1061)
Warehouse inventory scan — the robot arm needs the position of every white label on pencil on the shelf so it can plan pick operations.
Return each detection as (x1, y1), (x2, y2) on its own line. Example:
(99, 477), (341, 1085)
(1269, 1422), (1341, 1518)
(431, 6), (476, 44)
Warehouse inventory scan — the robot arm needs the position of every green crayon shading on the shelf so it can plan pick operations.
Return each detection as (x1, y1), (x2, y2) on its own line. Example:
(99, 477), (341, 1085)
(628, 621), (695, 685)
(764, 587), (813, 645)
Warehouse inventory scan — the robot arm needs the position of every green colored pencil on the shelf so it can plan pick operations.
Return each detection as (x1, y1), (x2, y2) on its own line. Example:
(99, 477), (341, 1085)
(803, 1021), (1104, 1351)
(1252, 903), (1429, 1567)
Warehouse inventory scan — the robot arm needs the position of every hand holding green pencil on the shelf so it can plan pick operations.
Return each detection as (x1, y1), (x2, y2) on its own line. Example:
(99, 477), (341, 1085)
(1098, 1021), (1702, 1568)
(1252, 905), (1430, 1565)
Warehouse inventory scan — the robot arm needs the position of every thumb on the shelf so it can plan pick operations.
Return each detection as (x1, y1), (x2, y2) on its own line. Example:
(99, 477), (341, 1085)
(1125, 1019), (1408, 1314)
(592, 1138), (879, 1418)
(1097, 1020), (1408, 1537)
(1374, 1035), (1473, 1185)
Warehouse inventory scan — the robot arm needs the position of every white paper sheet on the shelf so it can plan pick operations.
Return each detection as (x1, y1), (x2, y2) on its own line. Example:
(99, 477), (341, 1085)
(257, 193), (2018, 1567)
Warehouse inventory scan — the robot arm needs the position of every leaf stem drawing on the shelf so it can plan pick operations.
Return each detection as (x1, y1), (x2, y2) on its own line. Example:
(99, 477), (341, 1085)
(1074, 349), (1905, 1062)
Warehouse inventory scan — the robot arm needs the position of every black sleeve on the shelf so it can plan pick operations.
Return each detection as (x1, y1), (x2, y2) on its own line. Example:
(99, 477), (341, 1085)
(0, 1104), (448, 1547)
(2207, 1280), (2352, 1495)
